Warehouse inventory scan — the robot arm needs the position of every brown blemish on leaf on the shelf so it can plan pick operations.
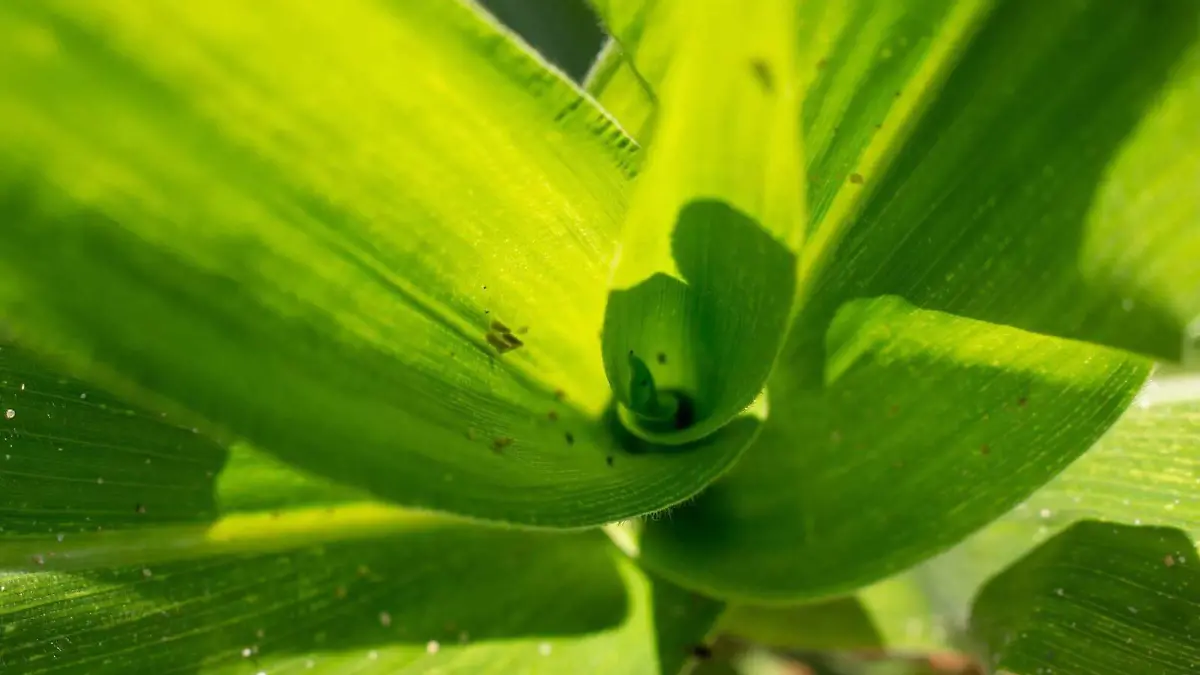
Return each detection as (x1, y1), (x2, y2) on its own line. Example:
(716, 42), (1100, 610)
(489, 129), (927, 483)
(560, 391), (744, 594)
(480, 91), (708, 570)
(887, 404), (899, 416)
(547, 410), (559, 422)
(816, 58), (828, 69)
(554, 389), (567, 401)
(849, 173), (865, 185)
(1164, 554), (1176, 567)
(492, 437), (514, 452)
(749, 58), (774, 92)
(980, 444), (990, 455)
(516, 325), (529, 335)
(1018, 396), (1028, 408)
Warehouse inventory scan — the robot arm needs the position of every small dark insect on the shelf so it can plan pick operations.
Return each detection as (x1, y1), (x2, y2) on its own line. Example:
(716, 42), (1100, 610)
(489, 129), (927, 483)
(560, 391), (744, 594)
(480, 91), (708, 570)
(564, 431), (575, 445)
(547, 410), (559, 422)
(492, 437), (514, 452)
(486, 331), (516, 353)
(816, 58), (828, 69)
(481, 285), (487, 290)
(605, 455), (614, 467)
(486, 319), (524, 354)
(849, 172), (865, 185)
(554, 389), (567, 401)
(656, 352), (667, 365)
(691, 644), (713, 660)
(749, 58), (773, 92)
(135, 503), (146, 514)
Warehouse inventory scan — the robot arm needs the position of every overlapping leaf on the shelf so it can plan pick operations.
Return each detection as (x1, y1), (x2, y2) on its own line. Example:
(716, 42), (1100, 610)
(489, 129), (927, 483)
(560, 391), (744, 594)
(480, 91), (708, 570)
(0, 350), (722, 674)
(0, 0), (766, 527)
(590, 0), (1199, 601)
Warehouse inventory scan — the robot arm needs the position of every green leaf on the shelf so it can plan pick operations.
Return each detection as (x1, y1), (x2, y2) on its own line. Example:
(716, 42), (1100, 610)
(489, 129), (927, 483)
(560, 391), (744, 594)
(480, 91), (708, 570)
(592, 0), (1200, 360)
(600, 0), (806, 445)
(904, 373), (1200, 627)
(0, 526), (722, 675)
(0, 348), (723, 674)
(719, 572), (961, 655)
(0, 0), (761, 527)
(633, 297), (1147, 600)
(970, 522), (1200, 675)
(598, 0), (1200, 601)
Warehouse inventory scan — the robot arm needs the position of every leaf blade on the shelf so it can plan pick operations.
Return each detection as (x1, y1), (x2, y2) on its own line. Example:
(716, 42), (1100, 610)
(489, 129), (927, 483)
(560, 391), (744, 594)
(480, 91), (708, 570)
(0, 0), (756, 526)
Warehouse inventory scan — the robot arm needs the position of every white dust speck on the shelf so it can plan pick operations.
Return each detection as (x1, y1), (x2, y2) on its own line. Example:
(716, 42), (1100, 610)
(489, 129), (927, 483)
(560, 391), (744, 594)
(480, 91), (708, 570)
(55, 533), (64, 542)
(538, 642), (552, 656)
(426, 640), (440, 654)
(141, 568), (152, 578)
(241, 647), (253, 658)
(1127, 606), (1138, 614)
(4, 409), (14, 420)
(1055, 588), (1064, 597)
(96, 477), (104, 485)
(367, 650), (378, 661)
(80, 393), (87, 400)
(378, 611), (391, 627)
(304, 660), (315, 669)
(1039, 508), (1052, 518)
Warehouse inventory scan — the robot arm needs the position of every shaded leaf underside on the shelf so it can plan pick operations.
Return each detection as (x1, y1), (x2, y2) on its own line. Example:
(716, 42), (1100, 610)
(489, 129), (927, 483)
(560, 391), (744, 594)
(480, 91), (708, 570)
(0, 345), (723, 674)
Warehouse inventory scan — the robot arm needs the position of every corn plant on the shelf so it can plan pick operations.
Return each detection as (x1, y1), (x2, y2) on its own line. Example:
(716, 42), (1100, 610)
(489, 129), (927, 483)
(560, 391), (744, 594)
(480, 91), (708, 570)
(0, 1), (1197, 674)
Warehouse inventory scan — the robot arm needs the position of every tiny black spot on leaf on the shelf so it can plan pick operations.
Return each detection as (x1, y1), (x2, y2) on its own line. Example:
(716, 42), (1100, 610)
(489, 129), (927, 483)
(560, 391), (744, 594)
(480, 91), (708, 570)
(656, 352), (667, 364)
(749, 58), (773, 92)
(691, 644), (713, 660)
(605, 455), (614, 466)
(564, 431), (574, 445)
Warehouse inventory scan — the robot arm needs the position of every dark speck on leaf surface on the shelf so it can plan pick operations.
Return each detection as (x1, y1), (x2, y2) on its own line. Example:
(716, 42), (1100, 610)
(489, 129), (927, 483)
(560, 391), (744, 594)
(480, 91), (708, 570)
(849, 172), (865, 184)
(750, 58), (773, 92)
(492, 437), (514, 452)
(656, 352), (667, 364)
(1018, 396), (1028, 407)
(980, 444), (990, 455)
(564, 432), (574, 445)
(547, 410), (558, 422)
(605, 455), (614, 467)
(135, 503), (146, 514)
(489, 319), (511, 333)
(554, 389), (566, 401)
(691, 644), (713, 660)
